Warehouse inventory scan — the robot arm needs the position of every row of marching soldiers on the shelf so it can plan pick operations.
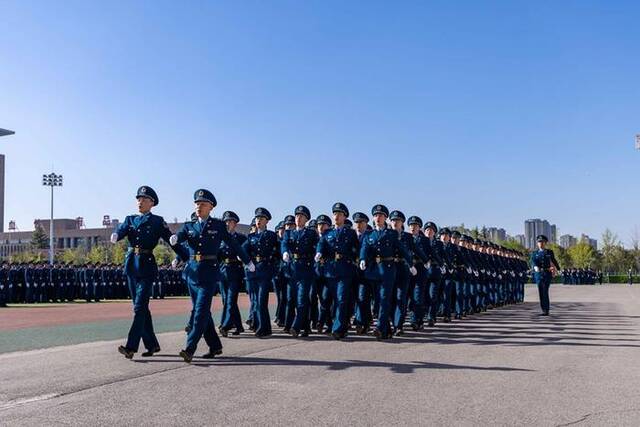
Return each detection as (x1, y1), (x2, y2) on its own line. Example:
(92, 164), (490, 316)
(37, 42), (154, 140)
(0, 262), (186, 306)
(214, 202), (529, 341)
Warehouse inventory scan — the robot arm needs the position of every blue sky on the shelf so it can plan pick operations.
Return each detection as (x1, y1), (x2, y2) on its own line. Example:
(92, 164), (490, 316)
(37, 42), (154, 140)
(1, 1), (639, 245)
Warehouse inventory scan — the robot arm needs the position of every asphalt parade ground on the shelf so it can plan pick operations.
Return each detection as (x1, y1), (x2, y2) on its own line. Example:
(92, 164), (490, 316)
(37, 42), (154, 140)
(1, 284), (639, 426)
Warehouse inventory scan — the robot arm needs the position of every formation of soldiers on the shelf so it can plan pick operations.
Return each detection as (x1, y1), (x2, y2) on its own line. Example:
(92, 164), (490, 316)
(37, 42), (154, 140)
(560, 268), (602, 285)
(0, 262), (186, 306)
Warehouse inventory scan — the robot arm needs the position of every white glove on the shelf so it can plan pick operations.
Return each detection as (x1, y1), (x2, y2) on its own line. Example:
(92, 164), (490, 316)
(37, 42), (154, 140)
(110, 233), (118, 244)
(425, 261), (431, 269)
(409, 266), (417, 276)
(283, 252), (290, 262)
(359, 260), (366, 271)
(314, 252), (322, 263)
(169, 235), (178, 246)
(466, 267), (472, 274)
(440, 266), (446, 274)
(474, 271), (479, 277)
(534, 266), (540, 272)
(247, 261), (256, 273)
(171, 259), (178, 268)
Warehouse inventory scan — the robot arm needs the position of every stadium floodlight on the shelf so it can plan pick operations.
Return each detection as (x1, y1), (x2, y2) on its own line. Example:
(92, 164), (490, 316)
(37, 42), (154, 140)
(42, 172), (63, 264)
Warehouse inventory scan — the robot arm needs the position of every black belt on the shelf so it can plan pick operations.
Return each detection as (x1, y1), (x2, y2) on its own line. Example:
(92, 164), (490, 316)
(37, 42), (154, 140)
(129, 247), (153, 255)
(293, 254), (311, 260)
(375, 256), (394, 264)
(252, 256), (266, 263)
(223, 258), (242, 265)
(191, 255), (218, 262)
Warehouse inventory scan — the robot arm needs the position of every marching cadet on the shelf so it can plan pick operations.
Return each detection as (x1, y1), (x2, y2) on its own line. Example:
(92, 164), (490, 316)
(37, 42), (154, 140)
(352, 212), (372, 334)
(439, 228), (460, 323)
(423, 222), (444, 326)
(407, 216), (431, 330)
(530, 234), (560, 316)
(388, 211), (422, 336)
(170, 189), (254, 362)
(273, 221), (287, 327)
(281, 205), (319, 337)
(218, 210), (247, 337)
(241, 207), (279, 338)
(315, 203), (359, 339)
(111, 186), (189, 360)
(314, 214), (332, 334)
(359, 205), (411, 340)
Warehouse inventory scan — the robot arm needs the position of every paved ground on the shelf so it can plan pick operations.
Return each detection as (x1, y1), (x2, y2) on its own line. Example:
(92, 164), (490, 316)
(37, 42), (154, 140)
(1, 284), (639, 426)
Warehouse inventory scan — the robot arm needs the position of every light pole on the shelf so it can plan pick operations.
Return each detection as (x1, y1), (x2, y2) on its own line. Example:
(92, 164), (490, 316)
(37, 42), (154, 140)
(42, 172), (63, 265)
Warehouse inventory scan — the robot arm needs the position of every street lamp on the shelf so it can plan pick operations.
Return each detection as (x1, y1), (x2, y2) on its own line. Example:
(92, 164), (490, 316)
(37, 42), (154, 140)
(42, 172), (63, 265)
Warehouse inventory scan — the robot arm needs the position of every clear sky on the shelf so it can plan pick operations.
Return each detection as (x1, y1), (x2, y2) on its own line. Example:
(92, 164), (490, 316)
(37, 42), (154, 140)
(1, 1), (639, 245)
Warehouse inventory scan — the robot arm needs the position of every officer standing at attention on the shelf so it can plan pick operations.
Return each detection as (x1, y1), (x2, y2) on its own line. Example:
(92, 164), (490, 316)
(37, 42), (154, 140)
(530, 235), (560, 316)
(241, 207), (279, 337)
(281, 205), (319, 337)
(111, 186), (189, 360)
(273, 221), (288, 327)
(170, 190), (255, 362)
(218, 210), (248, 337)
(315, 203), (359, 340)
(359, 204), (411, 340)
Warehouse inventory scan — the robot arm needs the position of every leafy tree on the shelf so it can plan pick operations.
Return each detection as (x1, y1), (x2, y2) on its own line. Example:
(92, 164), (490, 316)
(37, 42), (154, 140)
(153, 244), (173, 265)
(500, 238), (528, 254)
(31, 225), (49, 249)
(86, 245), (110, 264)
(567, 242), (597, 269)
(60, 247), (87, 265)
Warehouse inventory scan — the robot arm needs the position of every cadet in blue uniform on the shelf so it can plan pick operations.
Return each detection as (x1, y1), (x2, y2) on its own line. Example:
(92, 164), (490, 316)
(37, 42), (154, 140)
(352, 212), (372, 334)
(273, 221), (287, 327)
(530, 235), (560, 316)
(315, 203), (359, 339)
(241, 207), (279, 337)
(314, 214), (332, 334)
(359, 205), (411, 340)
(171, 189), (254, 362)
(111, 186), (189, 360)
(281, 205), (319, 337)
(439, 228), (460, 323)
(388, 211), (422, 336)
(218, 211), (248, 337)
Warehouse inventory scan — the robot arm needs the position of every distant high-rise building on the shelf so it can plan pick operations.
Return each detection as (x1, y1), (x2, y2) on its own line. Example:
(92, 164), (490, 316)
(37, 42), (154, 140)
(524, 219), (557, 250)
(514, 234), (526, 247)
(486, 227), (507, 242)
(559, 234), (577, 249)
(580, 234), (598, 251)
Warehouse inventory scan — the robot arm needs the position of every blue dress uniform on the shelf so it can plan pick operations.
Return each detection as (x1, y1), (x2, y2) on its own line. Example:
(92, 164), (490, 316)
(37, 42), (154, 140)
(352, 212), (372, 334)
(218, 211), (248, 335)
(173, 190), (252, 360)
(314, 216), (333, 333)
(406, 217), (430, 329)
(241, 207), (279, 337)
(24, 263), (34, 303)
(281, 205), (320, 336)
(530, 235), (560, 315)
(388, 211), (426, 334)
(359, 205), (411, 339)
(423, 222), (444, 326)
(113, 186), (189, 359)
(316, 204), (359, 338)
(439, 229), (461, 322)
(273, 221), (288, 327)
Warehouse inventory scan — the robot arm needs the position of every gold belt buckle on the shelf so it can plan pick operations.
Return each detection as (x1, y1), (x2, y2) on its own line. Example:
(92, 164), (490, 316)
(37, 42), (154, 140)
(375, 256), (381, 263)
(134, 247), (140, 255)
(293, 254), (300, 259)
(195, 254), (202, 262)
(255, 256), (262, 262)
(335, 254), (343, 260)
